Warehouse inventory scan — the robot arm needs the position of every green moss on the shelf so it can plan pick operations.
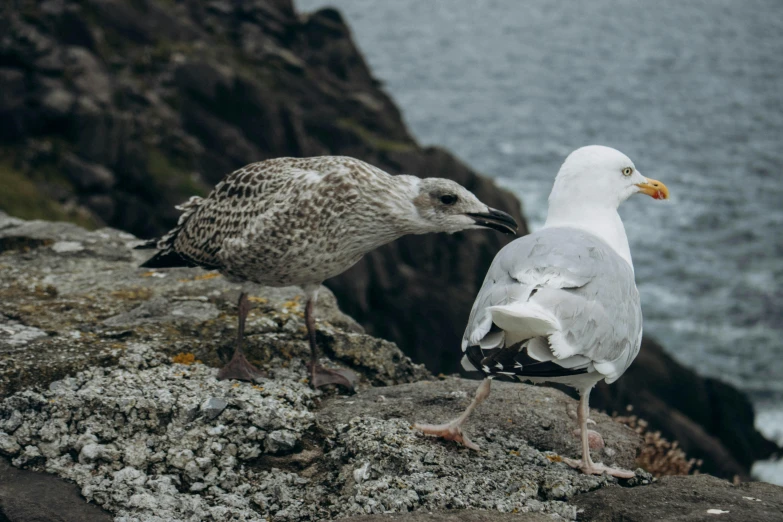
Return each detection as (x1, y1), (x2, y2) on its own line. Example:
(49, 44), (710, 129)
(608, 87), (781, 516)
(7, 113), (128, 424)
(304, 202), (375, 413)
(336, 119), (415, 153)
(0, 158), (97, 228)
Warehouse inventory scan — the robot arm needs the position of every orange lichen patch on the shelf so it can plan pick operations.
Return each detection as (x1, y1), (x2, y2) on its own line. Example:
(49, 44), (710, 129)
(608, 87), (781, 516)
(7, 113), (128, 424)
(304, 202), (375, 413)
(248, 296), (268, 304)
(194, 272), (221, 281)
(252, 385), (265, 391)
(171, 352), (199, 365)
(509, 450), (520, 456)
(546, 454), (563, 463)
(178, 272), (221, 283)
(111, 287), (153, 301)
(282, 299), (301, 310)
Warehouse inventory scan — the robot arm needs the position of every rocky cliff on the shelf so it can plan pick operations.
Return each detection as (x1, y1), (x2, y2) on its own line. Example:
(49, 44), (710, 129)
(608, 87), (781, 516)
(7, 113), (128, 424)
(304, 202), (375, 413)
(0, 0), (777, 483)
(0, 0), (525, 378)
(2, 214), (782, 522)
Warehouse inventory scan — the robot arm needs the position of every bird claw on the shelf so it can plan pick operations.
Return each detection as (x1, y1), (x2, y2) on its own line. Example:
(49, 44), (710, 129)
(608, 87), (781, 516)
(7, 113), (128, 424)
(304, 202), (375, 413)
(307, 362), (358, 392)
(217, 352), (266, 383)
(413, 422), (480, 451)
(563, 457), (635, 479)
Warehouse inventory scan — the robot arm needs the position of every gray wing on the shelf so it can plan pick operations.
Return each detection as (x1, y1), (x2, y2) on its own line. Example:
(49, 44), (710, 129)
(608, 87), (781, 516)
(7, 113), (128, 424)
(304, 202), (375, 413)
(462, 227), (642, 384)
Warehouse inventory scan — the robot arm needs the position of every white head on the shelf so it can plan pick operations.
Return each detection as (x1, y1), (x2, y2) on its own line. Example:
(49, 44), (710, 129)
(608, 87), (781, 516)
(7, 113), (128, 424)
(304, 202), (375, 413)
(409, 177), (519, 235)
(544, 145), (670, 268)
(549, 145), (669, 209)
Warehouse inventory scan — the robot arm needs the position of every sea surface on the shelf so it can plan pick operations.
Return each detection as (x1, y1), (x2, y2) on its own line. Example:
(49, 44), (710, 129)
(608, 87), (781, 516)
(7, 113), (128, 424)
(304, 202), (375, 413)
(296, 0), (783, 482)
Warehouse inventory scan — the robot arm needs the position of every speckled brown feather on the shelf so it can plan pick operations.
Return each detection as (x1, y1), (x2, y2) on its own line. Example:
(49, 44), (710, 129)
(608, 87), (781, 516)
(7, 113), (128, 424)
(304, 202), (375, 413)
(155, 156), (416, 286)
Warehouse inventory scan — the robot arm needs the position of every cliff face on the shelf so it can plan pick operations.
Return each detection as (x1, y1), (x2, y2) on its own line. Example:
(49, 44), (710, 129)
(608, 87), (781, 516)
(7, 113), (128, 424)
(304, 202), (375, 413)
(0, 0), (777, 483)
(0, 0), (526, 378)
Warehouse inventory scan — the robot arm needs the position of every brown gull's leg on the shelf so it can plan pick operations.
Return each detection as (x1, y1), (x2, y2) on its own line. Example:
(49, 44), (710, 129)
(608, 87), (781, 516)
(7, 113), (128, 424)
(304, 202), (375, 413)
(303, 285), (358, 391)
(217, 292), (265, 382)
(564, 386), (635, 478)
(414, 377), (492, 451)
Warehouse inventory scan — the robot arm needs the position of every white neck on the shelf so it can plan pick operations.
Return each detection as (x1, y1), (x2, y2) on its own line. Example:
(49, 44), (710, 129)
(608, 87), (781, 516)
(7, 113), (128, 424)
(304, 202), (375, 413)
(543, 202), (634, 270)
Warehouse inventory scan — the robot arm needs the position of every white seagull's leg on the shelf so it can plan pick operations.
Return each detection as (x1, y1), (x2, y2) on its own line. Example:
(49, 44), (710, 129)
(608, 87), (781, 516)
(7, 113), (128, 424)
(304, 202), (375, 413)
(564, 386), (635, 478)
(414, 377), (492, 451)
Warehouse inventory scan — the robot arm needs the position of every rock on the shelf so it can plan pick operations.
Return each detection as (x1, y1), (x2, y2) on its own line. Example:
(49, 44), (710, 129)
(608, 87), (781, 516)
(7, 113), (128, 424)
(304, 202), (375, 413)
(0, 0), (776, 484)
(265, 429), (299, 455)
(591, 338), (779, 480)
(0, 67), (27, 140)
(0, 0), (522, 382)
(41, 88), (75, 119)
(573, 474), (783, 521)
(0, 456), (112, 522)
(317, 379), (642, 471)
(0, 216), (781, 521)
(200, 397), (228, 420)
(62, 153), (116, 192)
(63, 46), (112, 105)
(0, 213), (428, 399)
(336, 512), (554, 522)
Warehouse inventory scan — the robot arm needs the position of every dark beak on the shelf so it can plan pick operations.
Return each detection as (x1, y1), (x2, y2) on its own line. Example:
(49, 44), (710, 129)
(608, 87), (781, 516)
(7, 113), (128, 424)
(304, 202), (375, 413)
(466, 208), (518, 235)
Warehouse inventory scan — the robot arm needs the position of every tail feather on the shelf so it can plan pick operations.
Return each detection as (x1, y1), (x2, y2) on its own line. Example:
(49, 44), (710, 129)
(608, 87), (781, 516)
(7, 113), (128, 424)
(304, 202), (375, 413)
(140, 250), (199, 269)
(134, 238), (160, 250)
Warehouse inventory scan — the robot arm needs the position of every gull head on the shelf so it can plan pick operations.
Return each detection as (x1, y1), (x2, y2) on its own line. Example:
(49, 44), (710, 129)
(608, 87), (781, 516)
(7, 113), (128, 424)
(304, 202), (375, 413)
(412, 178), (518, 235)
(550, 145), (669, 209)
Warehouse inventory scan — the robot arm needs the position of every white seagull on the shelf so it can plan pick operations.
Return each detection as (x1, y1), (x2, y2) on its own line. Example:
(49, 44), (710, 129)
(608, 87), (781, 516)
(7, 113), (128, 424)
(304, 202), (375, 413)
(415, 145), (669, 478)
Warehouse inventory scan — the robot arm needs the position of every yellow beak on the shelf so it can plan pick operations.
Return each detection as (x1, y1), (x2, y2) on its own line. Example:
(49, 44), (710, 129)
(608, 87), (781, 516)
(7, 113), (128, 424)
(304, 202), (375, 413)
(635, 178), (670, 200)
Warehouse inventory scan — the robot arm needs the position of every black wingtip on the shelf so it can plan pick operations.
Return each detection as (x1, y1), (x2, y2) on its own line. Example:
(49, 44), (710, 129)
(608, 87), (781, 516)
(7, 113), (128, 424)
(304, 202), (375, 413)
(140, 250), (197, 269)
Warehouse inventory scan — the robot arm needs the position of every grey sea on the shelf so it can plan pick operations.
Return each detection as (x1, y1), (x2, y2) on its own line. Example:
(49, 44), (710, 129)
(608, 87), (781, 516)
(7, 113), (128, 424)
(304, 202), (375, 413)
(296, 0), (783, 482)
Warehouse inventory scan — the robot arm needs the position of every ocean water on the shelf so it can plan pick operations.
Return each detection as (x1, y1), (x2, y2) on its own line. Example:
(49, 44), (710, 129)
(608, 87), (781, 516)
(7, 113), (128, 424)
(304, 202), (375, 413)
(296, 0), (783, 481)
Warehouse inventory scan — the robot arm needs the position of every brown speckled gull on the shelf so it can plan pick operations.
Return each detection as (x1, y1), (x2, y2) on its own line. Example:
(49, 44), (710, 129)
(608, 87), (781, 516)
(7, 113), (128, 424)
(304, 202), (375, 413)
(139, 155), (518, 390)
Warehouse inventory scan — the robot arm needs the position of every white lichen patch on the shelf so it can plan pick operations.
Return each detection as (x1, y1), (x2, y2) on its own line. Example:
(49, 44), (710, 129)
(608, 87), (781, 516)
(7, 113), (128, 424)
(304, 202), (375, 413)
(0, 344), (317, 521)
(324, 416), (615, 520)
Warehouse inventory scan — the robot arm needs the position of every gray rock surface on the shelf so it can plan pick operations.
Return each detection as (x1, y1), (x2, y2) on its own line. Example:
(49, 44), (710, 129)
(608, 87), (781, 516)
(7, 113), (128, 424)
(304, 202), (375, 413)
(0, 457), (112, 522)
(574, 474), (783, 521)
(0, 211), (428, 399)
(1, 215), (781, 521)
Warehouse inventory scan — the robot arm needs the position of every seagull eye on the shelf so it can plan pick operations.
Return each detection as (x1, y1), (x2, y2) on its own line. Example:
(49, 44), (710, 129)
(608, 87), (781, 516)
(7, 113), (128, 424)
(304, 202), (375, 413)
(440, 194), (458, 205)
(622, 167), (634, 177)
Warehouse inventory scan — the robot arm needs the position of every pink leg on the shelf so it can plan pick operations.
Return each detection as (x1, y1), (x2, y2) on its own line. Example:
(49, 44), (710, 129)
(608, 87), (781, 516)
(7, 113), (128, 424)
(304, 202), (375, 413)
(414, 378), (492, 451)
(564, 387), (634, 478)
(569, 404), (605, 449)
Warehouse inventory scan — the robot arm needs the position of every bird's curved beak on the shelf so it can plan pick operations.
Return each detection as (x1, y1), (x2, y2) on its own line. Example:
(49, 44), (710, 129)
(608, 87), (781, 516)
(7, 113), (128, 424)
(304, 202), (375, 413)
(466, 207), (518, 235)
(635, 178), (670, 200)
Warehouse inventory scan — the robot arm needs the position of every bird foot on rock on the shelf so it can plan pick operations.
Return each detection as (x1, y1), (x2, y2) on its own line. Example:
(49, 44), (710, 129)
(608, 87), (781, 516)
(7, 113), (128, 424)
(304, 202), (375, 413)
(413, 421), (480, 451)
(563, 457), (635, 478)
(572, 428), (605, 449)
(307, 362), (358, 392)
(217, 351), (266, 383)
